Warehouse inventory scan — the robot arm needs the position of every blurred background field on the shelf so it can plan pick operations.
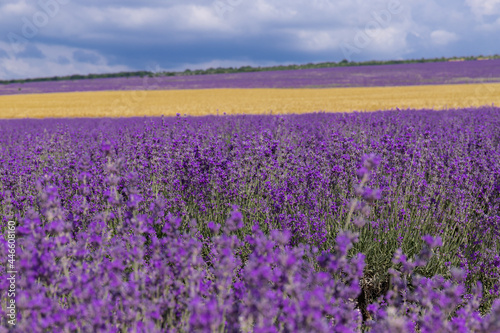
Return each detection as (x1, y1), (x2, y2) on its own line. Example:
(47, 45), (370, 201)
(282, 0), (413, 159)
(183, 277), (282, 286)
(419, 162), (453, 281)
(1, 83), (500, 119)
(2, 59), (500, 96)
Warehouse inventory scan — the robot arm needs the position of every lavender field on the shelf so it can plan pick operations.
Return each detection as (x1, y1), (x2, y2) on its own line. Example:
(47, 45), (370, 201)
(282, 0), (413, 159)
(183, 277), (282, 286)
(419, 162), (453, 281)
(1, 107), (499, 332)
(2, 59), (500, 96)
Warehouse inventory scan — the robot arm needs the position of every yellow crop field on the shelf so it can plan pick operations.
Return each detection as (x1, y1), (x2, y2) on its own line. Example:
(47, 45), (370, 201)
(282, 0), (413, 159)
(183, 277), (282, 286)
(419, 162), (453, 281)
(1, 83), (500, 119)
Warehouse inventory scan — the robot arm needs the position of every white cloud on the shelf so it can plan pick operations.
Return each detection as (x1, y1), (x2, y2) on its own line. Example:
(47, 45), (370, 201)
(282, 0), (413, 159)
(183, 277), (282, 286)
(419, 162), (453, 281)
(466, 0), (500, 17)
(0, 42), (131, 80)
(0, 0), (499, 79)
(430, 30), (459, 45)
(182, 5), (229, 31)
(64, 4), (229, 37)
(0, 1), (32, 16)
(294, 30), (343, 52)
(370, 26), (409, 52)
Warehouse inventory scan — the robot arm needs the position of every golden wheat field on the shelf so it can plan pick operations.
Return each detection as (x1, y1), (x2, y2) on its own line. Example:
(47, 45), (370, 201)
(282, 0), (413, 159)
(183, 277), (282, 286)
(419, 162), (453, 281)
(1, 83), (500, 119)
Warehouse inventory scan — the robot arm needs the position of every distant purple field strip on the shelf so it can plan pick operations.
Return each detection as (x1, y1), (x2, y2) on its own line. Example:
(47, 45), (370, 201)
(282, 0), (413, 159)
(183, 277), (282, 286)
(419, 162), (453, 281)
(2, 59), (500, 96)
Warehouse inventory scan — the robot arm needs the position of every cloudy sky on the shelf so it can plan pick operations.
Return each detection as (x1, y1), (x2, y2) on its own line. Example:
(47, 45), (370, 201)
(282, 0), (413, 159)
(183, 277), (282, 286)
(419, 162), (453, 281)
(1, 0), (499, 80)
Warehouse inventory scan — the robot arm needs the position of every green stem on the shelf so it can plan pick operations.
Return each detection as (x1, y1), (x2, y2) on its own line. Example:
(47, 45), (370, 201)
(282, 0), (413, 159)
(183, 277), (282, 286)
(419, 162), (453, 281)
(344, 173), (369, 230)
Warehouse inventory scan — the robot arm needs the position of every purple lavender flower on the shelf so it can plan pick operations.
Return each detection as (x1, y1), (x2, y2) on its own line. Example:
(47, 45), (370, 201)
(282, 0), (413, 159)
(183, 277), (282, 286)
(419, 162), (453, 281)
(1, 107), (499, 331)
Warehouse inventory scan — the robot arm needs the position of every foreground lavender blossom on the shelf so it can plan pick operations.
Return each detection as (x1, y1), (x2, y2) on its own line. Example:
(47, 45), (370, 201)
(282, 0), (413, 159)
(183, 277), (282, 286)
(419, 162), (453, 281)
(1, 59), (500, 95)
(1, 107), (499, 331)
